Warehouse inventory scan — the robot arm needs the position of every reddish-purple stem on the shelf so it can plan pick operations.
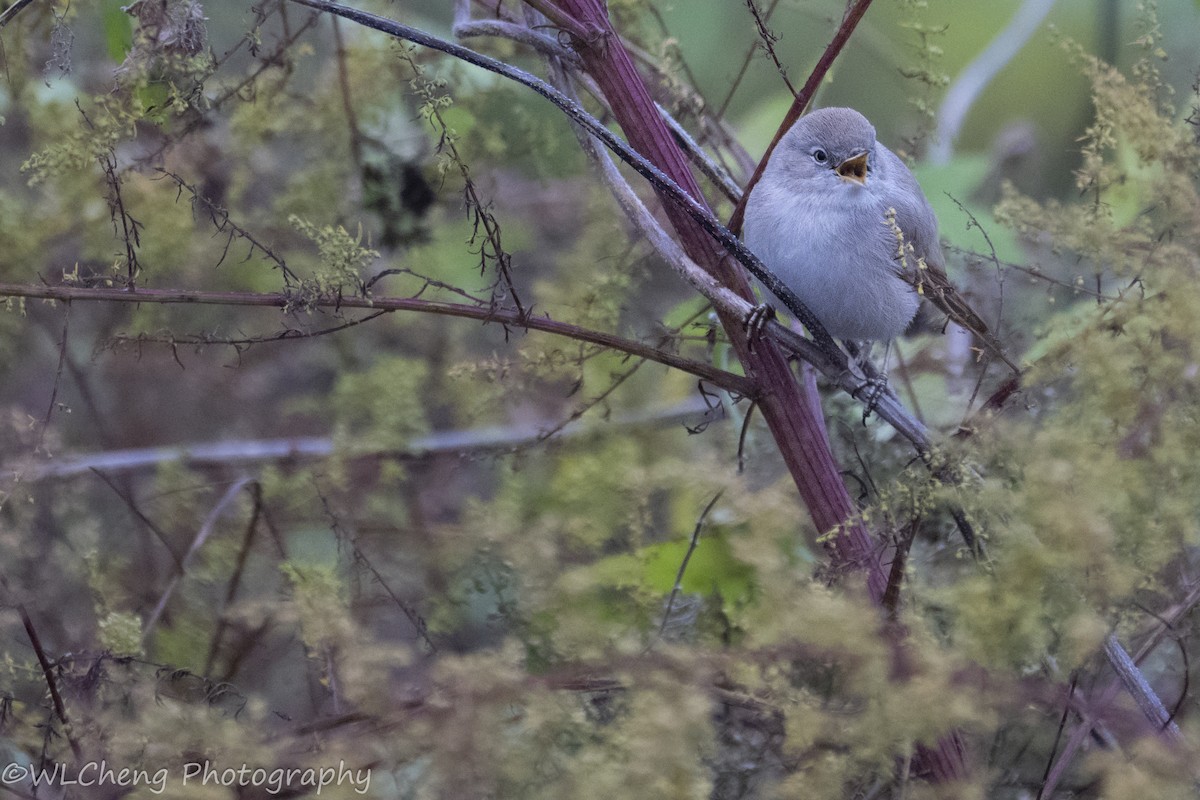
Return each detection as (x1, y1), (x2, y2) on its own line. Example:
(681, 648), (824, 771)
(727, 0), (876, 235)
(547, 0), (972, 782)
(550, 0), (886, 599)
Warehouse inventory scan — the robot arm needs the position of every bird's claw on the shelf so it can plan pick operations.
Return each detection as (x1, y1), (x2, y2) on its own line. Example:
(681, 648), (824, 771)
(851, 374), (890, 424)
(743, 303), (776, 353)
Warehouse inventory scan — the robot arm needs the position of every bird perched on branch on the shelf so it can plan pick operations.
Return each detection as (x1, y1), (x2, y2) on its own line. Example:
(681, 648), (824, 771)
(743, 107), (991, 348)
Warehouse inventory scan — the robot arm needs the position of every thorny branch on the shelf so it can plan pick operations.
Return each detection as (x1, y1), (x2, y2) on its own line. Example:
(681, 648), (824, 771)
(132, 6), (324, 172)
(397, 47), (527, 320)
(102, 310), (390, 355)
(16, 603), (85, 762)
(535, 357), (645, 443)
(318, 489), (437, 653)
(38, 300), (71, 452)
(283, 0), (845, 362)
(156, 169), (299, 286)
(0, 281), (757, 396)
(97, 136), (144, 284)
(716, 0), (784, 119)
(745, 0), (797, 97)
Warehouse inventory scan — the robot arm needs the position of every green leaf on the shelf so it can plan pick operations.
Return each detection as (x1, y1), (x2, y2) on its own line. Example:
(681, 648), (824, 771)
(102, 0), (134, 63)
(584, 533), (754, 603)
(136, 82), (170, 125)
(641, 534), (753, 601)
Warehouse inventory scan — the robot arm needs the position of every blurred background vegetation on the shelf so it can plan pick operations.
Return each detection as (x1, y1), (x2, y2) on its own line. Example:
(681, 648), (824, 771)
(0, 0), (1199, 798)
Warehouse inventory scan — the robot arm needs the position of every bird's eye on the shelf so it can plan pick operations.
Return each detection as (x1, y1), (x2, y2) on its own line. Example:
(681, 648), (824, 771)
(812, 149), (829, 164)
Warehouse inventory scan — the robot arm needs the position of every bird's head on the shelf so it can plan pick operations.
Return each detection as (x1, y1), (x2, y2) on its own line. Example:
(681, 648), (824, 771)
(776, 107), (877, 188)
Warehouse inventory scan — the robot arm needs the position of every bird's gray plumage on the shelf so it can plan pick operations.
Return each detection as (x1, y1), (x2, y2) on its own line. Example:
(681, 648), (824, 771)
(744, 107), (985, 341)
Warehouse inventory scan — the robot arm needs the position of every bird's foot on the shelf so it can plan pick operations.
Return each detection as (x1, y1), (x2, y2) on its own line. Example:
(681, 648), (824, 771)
(742, 303), (776, 353)
(851, 374), (890, 423)
(842, 340), (891, 423)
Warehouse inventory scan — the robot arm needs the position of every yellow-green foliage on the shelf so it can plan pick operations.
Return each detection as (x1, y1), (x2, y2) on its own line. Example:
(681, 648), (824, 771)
(896, 0), (951, 127)
(1085, 739), (1197, 800)
(20, 92), (137, 186)
(281, 561), (352, 651)
(963, 17), (1200, 677)
(288, 215), (380, 304)
(97, 610), (145, 656)
(6, 3), (1200, 798)
(330, 355), (430, 449)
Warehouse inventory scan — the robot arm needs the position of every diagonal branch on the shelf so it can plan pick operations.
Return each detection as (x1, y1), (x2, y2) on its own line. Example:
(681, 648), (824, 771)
(745, 0), (797, 97)
(658, 490), (724, 638)
(38, 300), (71, 451)
(545, 0), (888, 601)
(544, 59), (932, 451)
(18, 605), (84, 762)
(0, 0), (37, 28)
(1102, 634), (1182, 740)
(142, 477), (254, 643)
(283, 0), (842, 359)
(727, 0), (876, 235)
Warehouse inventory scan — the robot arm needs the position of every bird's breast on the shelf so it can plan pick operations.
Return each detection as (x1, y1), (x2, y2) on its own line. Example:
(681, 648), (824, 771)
(744, 183), (919, 341)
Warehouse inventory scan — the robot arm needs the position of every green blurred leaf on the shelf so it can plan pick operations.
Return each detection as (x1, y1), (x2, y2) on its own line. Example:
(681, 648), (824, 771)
(641, 534), (753, 600)
(585, 533), (754, 603)
(136, 82), (170, 125)
(914, 156), (1025, 265)
(660, 295), (711, 330)
(102, 0), (134, 63)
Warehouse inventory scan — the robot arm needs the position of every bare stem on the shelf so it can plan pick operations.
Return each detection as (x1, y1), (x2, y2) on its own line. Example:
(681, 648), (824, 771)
(0, 282), (755, 396)
(19, 605), (85, 761)
(727, 0), (876, 234)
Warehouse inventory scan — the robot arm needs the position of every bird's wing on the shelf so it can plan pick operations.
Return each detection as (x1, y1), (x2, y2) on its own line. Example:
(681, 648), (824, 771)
(876, 143), (990, 336)
(907, 255), (991, 336)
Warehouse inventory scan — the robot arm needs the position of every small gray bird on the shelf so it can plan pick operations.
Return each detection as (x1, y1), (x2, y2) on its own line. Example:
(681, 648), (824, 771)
(744, 107), (987, 343)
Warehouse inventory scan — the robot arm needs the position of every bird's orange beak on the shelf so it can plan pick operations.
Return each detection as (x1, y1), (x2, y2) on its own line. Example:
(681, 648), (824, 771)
(836, 152), (869, 185)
